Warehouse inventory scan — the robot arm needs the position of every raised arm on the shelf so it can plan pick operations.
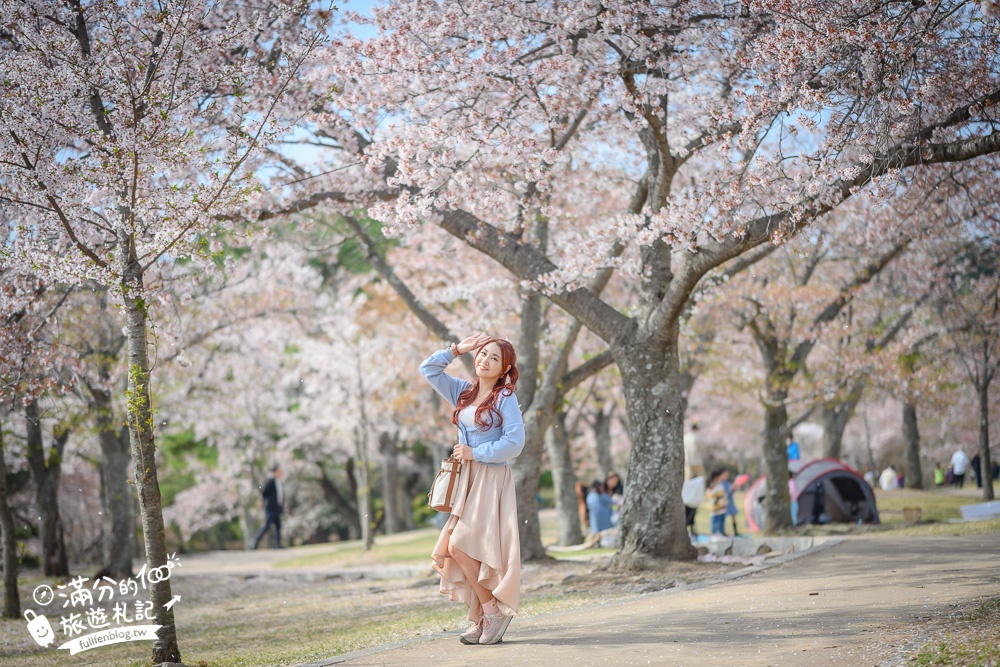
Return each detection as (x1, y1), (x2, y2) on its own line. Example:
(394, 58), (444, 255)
(419, 348), (471, 406)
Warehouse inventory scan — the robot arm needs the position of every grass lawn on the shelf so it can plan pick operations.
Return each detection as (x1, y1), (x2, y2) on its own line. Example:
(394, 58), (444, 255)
(2, 483), (996, 667)
(271, 531), (441, 569)
(911, 597), (1000, 667)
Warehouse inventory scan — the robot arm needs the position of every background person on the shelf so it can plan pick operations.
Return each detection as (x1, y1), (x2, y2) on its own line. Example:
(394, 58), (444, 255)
(682, 475), (706, 539)
(421, 334), (524, 646)
(706, 468), (729, 536)
(786, 434), (801, 462)
(879, 465), (900, 491)
(721, 470), (739, 536)
(253, 463), (284, 549)
(684, 423), (706, 481)
(586, 480), (614, 534)
(971, 452), (982, 488)
(950, 449), (970, 488)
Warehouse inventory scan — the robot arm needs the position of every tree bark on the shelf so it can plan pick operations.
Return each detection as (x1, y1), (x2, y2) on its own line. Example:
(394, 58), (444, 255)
(0, 426), (21, 618)
(546, 412), (583, 547)
(82, 294), (134, 578)
(354, 429), (373, 549)
(353, 356), (374, 550)
(379, 432), (408, 534)
(862, 404), (878, 479)
(978, 384), (995, 501)
(512, 408), (548, 560)
(821, 382), (864, 459)
(122, 282), (180, 664)
(317, 462), (362, 538)
(612, 334), (698, 568)
(95, 401), (134, 579)
(24, 400), (69, 577)
(510, 280), (548, 561)
(762, 400), (793, 532)
(746, 318), (794, 533)
(902, 402), (924, 490)
(593, 406), (614, 479)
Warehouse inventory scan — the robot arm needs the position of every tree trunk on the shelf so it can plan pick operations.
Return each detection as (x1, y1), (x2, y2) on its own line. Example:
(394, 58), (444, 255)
(401, 469), (420, 531)
(902, 402), (924, 490)
(379, 432), (407, 534)
(0, 426), (21, 618)
(546, 412), (583, 547)
(512, 410), (548, 560)
(510, 283), (549, 562)
(861, 403), (878, 477)
(240, 463), (262, 550)
(978, 384), (995, 501)
(24, 400), (69, 577)
(239, 505), (256, 551)
(612, 335), (697, 568)
(123, 284), (181, 664)
(354, 430), (373, 550)
(317, 462), (362, 538)
(762, 401), (793, 532)
(593, 406), (614, 479)
(96, 409), (134, 579)
(821, 383), (864, 459)
(353, 356), (374, 550)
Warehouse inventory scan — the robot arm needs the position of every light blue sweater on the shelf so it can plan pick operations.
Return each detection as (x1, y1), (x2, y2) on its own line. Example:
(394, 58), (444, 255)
(419, 348), (525, 466)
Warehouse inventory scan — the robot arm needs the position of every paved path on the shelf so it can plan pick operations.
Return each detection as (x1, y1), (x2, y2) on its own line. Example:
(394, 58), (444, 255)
(311, 534), (1000, 667)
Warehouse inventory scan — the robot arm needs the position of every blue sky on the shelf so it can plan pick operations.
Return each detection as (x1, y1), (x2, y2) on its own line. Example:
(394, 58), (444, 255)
(339, 0), (383, 38)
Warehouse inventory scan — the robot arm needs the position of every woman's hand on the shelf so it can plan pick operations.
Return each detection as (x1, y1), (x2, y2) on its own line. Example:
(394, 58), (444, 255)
(456, 332), (491, 355)
(452, 443), (474, 461)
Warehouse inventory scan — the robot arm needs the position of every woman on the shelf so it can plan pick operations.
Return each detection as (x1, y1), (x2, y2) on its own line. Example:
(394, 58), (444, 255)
(420, 333), (524, 646)
(585, 480), (614, 534)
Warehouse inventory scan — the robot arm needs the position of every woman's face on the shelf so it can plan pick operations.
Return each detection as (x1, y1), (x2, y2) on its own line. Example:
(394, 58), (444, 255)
(475, 342), (507, 384)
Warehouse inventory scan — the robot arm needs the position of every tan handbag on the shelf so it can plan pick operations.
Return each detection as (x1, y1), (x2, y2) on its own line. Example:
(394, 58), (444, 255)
(428, 450), (462, 513)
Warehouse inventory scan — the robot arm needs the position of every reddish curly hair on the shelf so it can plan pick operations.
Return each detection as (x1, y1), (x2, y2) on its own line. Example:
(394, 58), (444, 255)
(452, 338), (519, 430)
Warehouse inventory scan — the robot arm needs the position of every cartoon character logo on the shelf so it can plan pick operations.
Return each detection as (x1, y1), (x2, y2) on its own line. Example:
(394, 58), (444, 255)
(24, 610), (55, 647)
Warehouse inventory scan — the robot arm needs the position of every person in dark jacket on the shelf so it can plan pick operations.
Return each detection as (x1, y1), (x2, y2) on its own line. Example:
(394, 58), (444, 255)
(971, 453), (982, 488)
(253, 464), (284, 549)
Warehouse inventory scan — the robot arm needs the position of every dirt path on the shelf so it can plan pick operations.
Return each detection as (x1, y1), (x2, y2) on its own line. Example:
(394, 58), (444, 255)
(313, 534), (1000, 667)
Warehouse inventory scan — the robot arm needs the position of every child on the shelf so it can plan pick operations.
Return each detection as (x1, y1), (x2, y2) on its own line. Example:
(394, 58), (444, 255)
(706, 468), (729, 536)
(721, 472), (739, 536)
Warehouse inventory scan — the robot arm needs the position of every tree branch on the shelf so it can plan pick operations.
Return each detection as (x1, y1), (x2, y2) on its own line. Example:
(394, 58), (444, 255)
(341, 214), (475, 375)
(560, 350), (614, 394)
(436, 209), (628, 343)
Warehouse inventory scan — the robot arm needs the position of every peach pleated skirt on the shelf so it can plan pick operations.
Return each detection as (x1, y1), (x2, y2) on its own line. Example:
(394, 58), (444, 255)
(430, 459), (521, 622)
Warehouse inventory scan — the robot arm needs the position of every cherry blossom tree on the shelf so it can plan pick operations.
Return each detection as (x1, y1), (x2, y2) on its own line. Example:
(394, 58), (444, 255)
(0, 270), (80, 585)
(157, 246), (334, 547)
(936, 244), (999, 499)
(0, 424), (18, 618)
(814, 162), (1000, 487)
(0, 2), (327, 660)
(267, 0), (1000, 564)
(55, 286), (136, 578)
(0, 267), (75, 614)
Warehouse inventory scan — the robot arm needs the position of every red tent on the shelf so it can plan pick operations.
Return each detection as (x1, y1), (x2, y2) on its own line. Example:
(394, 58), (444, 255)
(744, 458), (880, 532)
